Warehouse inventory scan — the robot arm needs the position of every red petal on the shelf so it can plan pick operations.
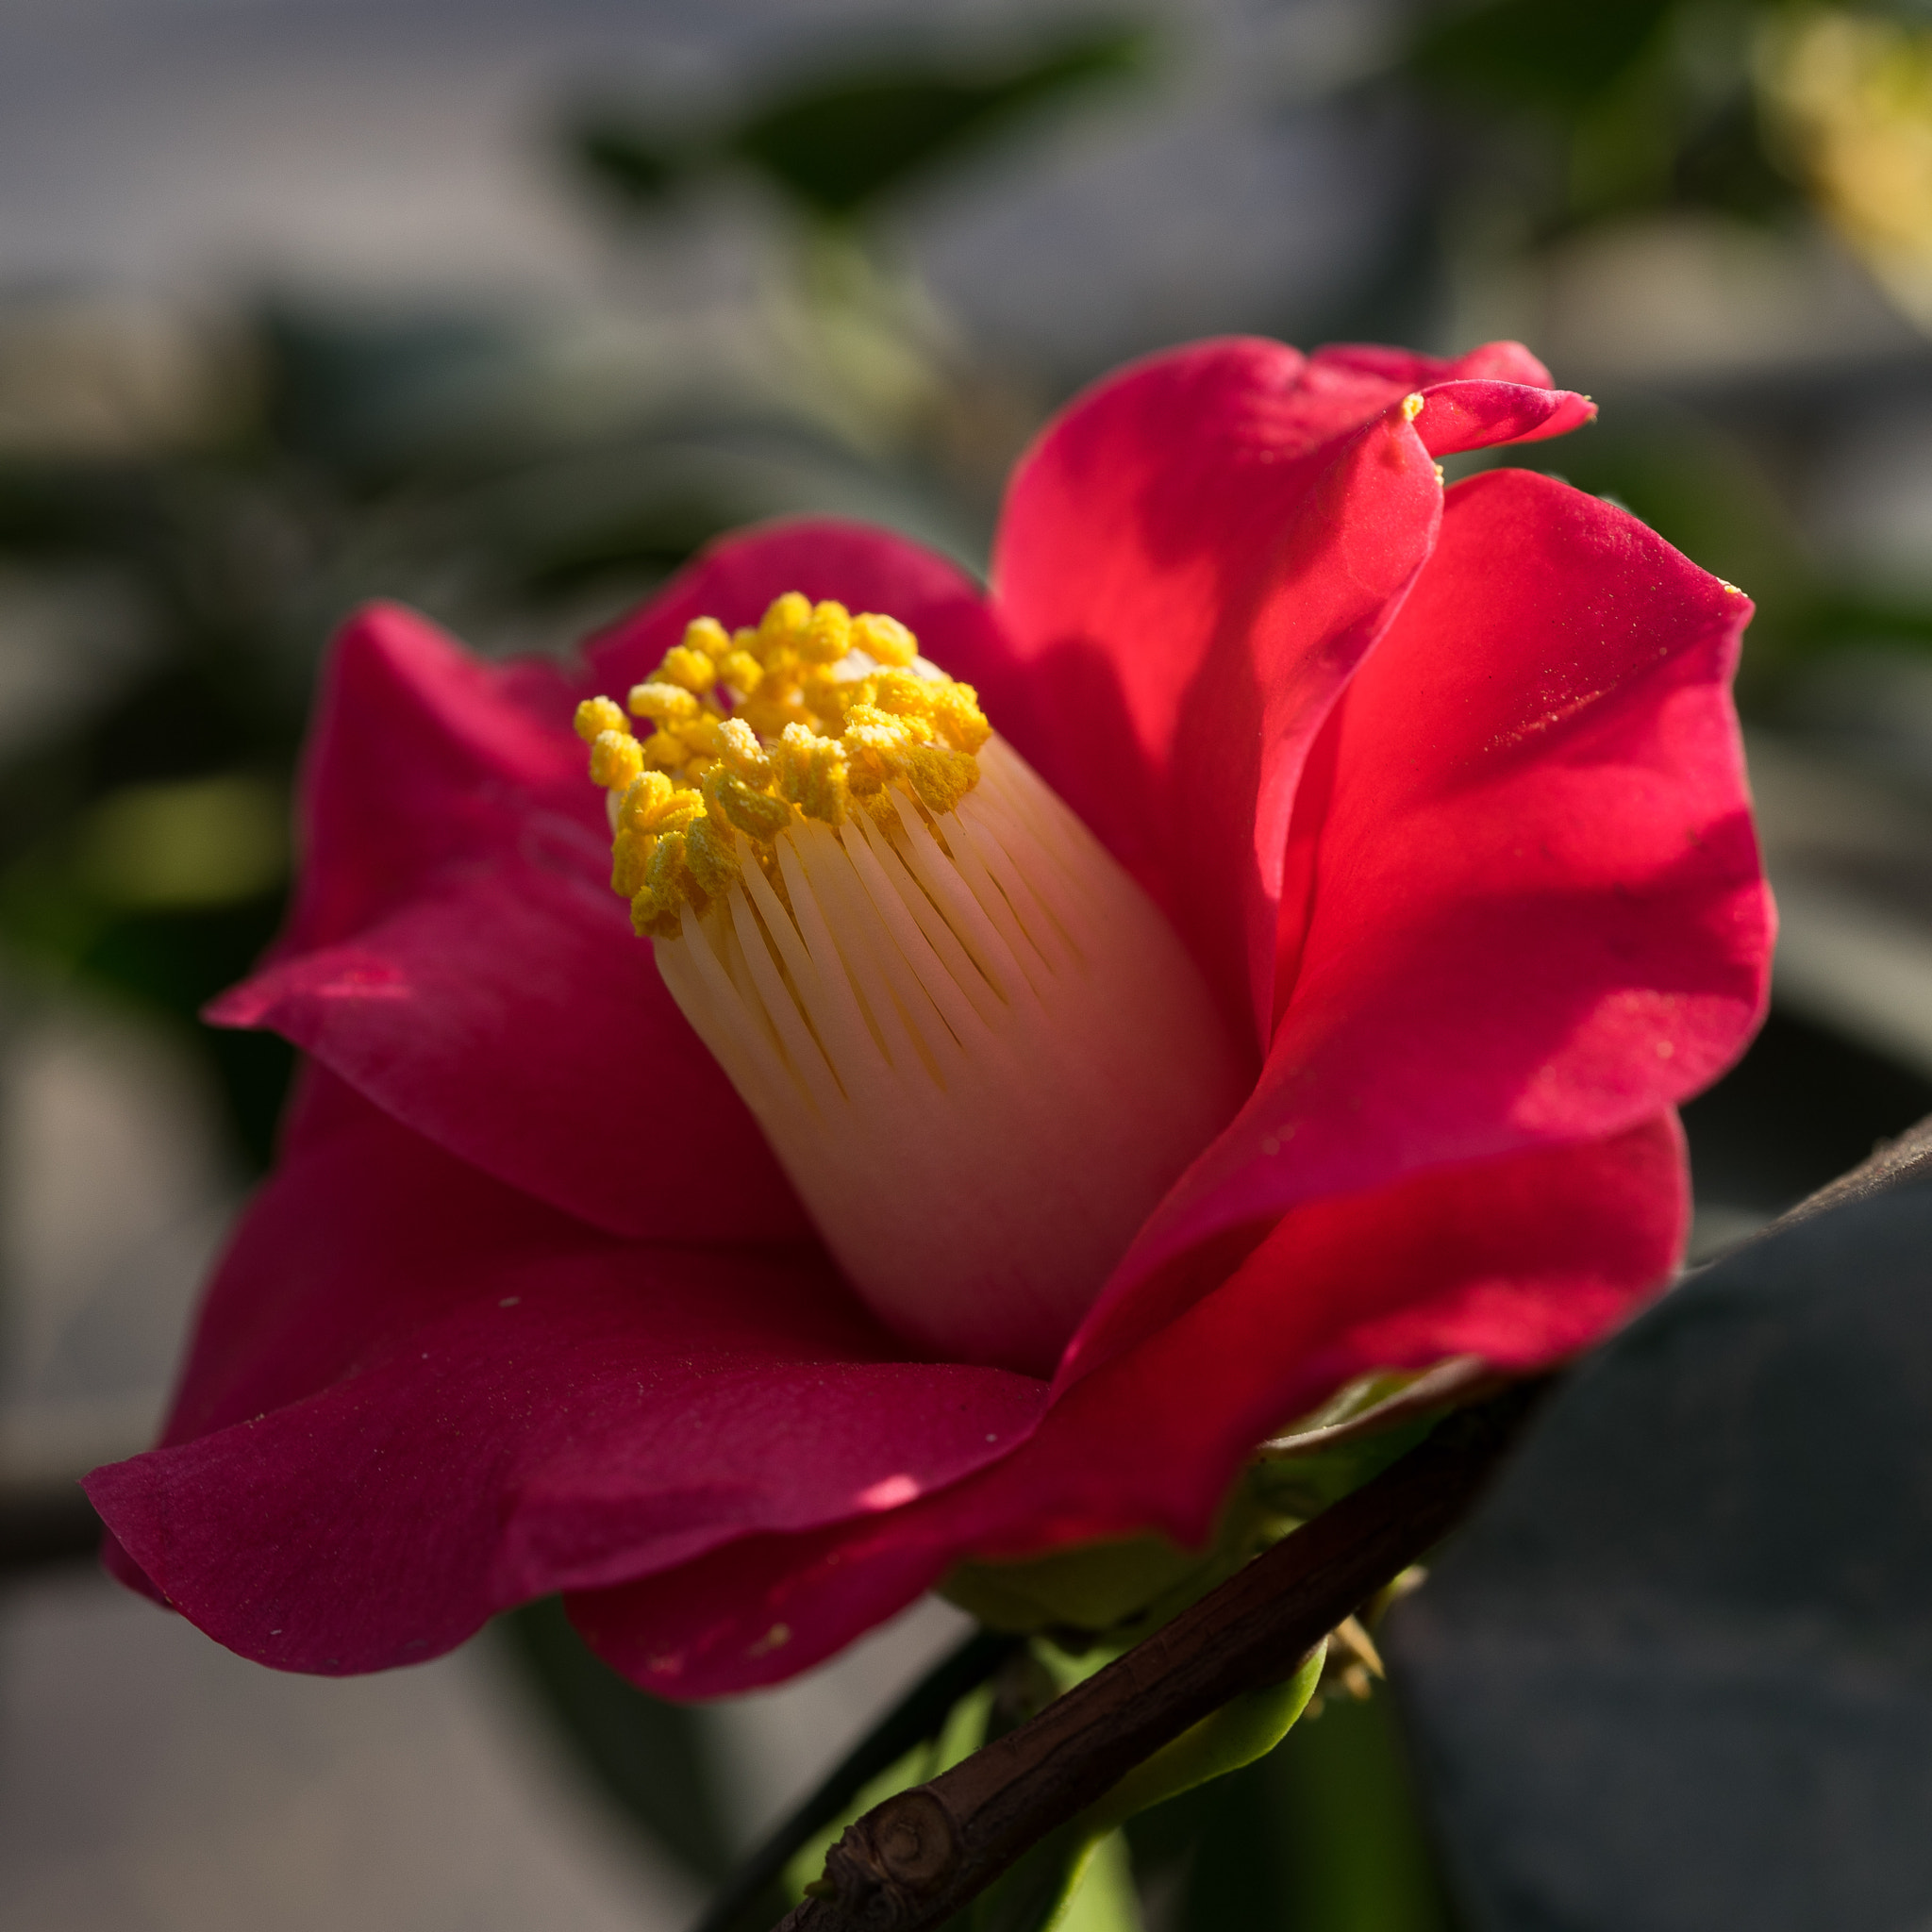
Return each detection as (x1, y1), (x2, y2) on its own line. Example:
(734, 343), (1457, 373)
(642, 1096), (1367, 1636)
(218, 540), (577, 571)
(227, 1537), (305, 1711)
(586, 516), (1007, 699)
(1067, 471), (1771, 1378)
(573, 1119), (1683, 1696)
(84, 1071), (1045, 1674)
(1411, 378), (1596, 455)
(991, 338), (1595, 1031)
(215, 533), (1017, 1239)
(208, 601), (805, 1239)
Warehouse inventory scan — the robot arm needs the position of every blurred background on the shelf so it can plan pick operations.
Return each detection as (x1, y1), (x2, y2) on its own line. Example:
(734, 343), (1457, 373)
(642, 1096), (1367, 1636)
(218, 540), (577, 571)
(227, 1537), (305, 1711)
(3, 0), (1931, 1926)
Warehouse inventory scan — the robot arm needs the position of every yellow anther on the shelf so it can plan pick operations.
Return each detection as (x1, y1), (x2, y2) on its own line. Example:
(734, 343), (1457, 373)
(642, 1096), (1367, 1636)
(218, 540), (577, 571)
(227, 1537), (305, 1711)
(720, 649), (764, 696)
(927, 682), (991, 754)
(683, 815), (741, 897)
(647, 830), (686, 889)
(629, 682), (701, 725)
(682, 615), (732, 659)
(798, 666), (856, 724)
(774, 723), (850, 825)
(611, 827), (652, 897)
(855, 668), (934, 720)
(617, 770), (674, 828)
(798, 599), (853, 665)
(742, 659), (801, 724)
(717, 717), (774, 787)
(841, 704), (918, 794)
(589, 729), (644, 791)
(630, 875), (684, 939)
(575, 695), (630, 744)
(621, 770), (712, 836)
(629, 828), (702, 938)
(842, 703), (917, 744)
(1402, 391), (1425, 421)
(656, 644), (718, 693)
(584, 593), (980, 922)
(851, 611), (918, 667)
(658, 791), (708, 839)
(903, 743), (979, 815)
(707, 767), (796, 843)
(758, 592), (813, 653)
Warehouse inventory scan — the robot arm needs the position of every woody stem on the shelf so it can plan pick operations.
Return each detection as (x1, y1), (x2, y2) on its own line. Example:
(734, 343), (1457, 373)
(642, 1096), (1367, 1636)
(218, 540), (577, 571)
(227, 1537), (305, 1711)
(769, 1382), (1548, 1932)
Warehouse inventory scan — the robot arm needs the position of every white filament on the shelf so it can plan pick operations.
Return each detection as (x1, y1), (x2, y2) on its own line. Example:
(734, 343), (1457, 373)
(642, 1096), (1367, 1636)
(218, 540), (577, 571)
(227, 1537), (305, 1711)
(653, 736), (1247, 1374)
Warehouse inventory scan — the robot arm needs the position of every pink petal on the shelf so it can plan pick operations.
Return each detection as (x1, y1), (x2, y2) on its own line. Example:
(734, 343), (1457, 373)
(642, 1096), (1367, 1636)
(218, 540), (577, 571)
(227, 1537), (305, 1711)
(573, 1118), (1684, 1696)
(990, 338), (1595, 1031)
(1065, 470), (1771, 1378)
(84, 1070), (1045, 1675)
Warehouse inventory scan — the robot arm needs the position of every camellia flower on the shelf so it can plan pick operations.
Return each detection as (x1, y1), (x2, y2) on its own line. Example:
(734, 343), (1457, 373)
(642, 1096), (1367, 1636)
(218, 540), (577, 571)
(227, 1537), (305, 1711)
(85, 339), (1772, 1696)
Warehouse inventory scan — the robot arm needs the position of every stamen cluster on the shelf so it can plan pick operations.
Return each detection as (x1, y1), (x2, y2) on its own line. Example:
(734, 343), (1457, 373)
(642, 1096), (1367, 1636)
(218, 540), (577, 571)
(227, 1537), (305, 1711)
(575, 593), (990, 939)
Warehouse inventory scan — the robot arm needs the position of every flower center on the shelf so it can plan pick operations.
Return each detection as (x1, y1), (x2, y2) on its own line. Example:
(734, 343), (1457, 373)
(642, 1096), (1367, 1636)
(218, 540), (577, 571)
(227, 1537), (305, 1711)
(577, 593), (1245, 1374)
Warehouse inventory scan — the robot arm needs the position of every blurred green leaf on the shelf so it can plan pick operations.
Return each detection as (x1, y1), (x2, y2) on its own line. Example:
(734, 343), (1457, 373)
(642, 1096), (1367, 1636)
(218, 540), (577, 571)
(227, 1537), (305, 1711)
(1404, 0), (1799, 229)
(1452, 403), (1932, 702)
(501, 1596), (737, 1885)
(75, 774), (287, 910)
(1127, 1685), (1455, 1932)
(1248, 1418), (1442, 1521)
(0, 832), (293, 1171)
(953, 1821), (1143, 1932)
(730, 30), (1148, 220)
(1079, 1647), (1327, 1844)
(1448, 405), (1815, 666)
(575, 125), (691, 207)
(1048, 1830), (1142, 1932)
(575, 27), (1149, 225)
(701, 1630), (1018, 1932)
(1409, 0), (1677, 112)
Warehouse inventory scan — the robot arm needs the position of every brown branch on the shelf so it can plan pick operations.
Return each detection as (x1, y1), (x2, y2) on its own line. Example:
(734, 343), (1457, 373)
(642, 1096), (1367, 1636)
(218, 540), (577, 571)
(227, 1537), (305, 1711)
(776, 1384), (1543, 1932)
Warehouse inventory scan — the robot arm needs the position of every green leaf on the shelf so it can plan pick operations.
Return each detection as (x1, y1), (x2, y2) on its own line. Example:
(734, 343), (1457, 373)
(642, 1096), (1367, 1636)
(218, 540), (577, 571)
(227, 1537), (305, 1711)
(1055, 1831), (1142, 1932)
(1391, 1128), (1932, 1928)
(498, 1597), (735, 1883)
(574, 124), (692, 207)
(1407, 0), (1681, 114)
(1130, 1688), (1457, 1932)
(1077, 1644), (1327, 1841)
(951, 1821), (1143, 1932)
(727, 30), (1148, 220)
(571, 28), (1149, 227)
(713, 1630), (1019, 1932)
(949, 1641), (1325, 1932)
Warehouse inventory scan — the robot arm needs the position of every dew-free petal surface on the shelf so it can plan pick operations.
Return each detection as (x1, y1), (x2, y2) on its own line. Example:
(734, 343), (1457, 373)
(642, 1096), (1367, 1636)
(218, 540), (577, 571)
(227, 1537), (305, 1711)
(208, 603), (808, 1241)
(991, 338), (1595, 1033)
(110, 340), (1769, 1706)
(572, 1118), (1683, 1696)
(85, 1071), (1045, 1676)
(585, 517), (1008, 718)
(1065, 470), (1770, 1377)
